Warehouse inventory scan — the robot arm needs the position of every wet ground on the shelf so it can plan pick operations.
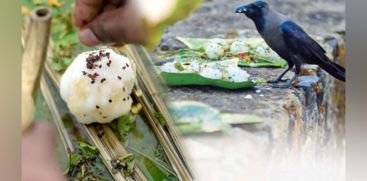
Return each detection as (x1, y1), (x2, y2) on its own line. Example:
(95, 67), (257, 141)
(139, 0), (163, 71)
(156, 0), (346, 180)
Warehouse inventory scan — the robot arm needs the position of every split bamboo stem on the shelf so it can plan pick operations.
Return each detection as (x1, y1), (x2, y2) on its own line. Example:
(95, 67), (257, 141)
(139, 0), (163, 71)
(121, 45), (195, 180)
(22, 7), (52, 132)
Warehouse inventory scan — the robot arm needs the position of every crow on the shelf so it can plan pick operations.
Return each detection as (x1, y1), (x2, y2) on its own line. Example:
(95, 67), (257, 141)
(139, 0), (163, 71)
(235, 1), (345, 88)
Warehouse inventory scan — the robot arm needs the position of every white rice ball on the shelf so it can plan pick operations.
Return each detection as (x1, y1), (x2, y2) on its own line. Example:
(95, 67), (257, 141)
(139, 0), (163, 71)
(230, 40), (249, 55)
(160, 62), (180, 73)
(223, 65), (250, 82)
(208, 38), (230, 51)
(60, 49), (135, 124)
(205, 43), (224, 60)
(184, 62), (201, 73)
(256, 46), (278, 57)
(199, 67), (223, 80)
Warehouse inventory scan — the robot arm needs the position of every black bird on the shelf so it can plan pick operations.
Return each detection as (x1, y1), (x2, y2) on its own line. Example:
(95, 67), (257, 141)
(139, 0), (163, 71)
(235, 1), (345, 88)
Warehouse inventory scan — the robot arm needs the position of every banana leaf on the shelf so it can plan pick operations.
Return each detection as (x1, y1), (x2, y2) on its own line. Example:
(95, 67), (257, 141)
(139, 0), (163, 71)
(175, 37), (288, 68)
(168, 101), (264, 134)
(115, 114), (178, 181)
(161, 72), (257, 89)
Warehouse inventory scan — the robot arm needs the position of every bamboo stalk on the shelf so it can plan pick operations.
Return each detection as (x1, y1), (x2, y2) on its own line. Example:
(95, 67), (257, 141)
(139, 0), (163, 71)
(22, 7), (52, 132)
(40, 76), (75, 153)
(121, 45), (195, 180)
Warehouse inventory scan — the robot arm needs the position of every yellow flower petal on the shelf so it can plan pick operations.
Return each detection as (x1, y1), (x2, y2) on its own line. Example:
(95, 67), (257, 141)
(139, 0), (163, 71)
(21, 6), (30, 15)
(48, 0), (64, 7)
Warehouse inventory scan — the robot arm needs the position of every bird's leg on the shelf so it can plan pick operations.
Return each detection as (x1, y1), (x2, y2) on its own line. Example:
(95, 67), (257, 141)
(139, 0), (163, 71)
(268, 63), (294, 83)
(271, 64), (300, 88)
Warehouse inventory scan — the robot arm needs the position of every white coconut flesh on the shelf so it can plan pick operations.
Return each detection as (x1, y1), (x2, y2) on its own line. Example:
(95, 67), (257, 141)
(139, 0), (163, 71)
(60, 49), (136, 124)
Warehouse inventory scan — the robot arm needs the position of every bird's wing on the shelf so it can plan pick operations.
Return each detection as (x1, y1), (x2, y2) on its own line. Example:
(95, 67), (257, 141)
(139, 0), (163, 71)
(280, 21), (328, 64)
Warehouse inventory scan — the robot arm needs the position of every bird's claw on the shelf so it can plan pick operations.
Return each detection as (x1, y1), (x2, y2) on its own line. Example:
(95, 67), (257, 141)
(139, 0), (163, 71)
(267, 78), (289, 84)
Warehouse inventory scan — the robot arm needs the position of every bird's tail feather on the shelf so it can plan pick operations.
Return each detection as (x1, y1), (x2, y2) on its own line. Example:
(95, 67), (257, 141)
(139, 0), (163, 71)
(318, 61), (345, 81)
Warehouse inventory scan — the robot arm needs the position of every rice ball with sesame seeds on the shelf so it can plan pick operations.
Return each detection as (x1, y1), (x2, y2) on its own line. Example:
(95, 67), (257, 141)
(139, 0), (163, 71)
(60, 49), (136, 124)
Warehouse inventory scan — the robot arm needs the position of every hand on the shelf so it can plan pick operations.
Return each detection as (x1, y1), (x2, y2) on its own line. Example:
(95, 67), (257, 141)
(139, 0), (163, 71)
(22, 122), (66, 181)
(73, 0), (146, 47)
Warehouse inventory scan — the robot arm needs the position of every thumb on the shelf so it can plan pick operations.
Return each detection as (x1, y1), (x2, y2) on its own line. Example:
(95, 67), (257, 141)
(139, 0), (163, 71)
(22, 122), (65, 181)
(79, 5), (147, 47)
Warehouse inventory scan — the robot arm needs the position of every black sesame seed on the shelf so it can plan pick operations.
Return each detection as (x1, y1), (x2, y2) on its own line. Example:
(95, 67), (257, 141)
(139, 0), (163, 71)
(123, 87), (125, 92)
(101, 78), (106, 83)
(126, 63), (129, 67)
(122, 66), (126, 69)
(103, 116), (108, 119)
(82, 71), (87, 75)
(91, 80), (95, 84)
(99, 65), (102, 68)
(123, 98), (126, 101)
(96, 105), (100, 109)
(127, 97), (130, 100)
(109, 99), (112, 103)
(117, 76), (122, 80)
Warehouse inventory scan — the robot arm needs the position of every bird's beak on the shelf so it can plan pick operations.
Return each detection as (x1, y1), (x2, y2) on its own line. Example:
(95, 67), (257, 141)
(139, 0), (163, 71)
(235, 5), (247, 14)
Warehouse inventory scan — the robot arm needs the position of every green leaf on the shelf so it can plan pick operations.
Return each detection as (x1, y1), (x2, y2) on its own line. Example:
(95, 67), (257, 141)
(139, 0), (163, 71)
(220, 113), (264, 125)
(117, 113), (136, 138)
(115, 114), (178, 180)
(79, 142), (99, 157)
(69, 153), (82, 166)
(161, 72), (257, 90)
(173, 62), (185, 71)
(120, 153), (135, 176)
(168, 101), (230, 134)
(154, 112), (167, 126)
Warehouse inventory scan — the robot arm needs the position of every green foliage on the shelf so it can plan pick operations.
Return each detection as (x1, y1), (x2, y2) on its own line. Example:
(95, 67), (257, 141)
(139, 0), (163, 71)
(114, 113), (178, 181)
(173, 62), (185, 71)
(169, 101), (264, 134)
(65, 142), (112, 181)
(110, 153), (136, 177)
(117, 112), (137, 138)
(154, 112), (167, 127)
